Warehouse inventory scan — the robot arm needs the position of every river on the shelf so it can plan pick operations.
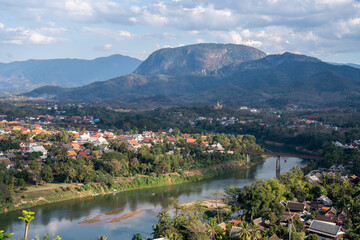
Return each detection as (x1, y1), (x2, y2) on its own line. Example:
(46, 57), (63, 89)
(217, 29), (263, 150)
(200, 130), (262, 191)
(0, 156), (305, 240)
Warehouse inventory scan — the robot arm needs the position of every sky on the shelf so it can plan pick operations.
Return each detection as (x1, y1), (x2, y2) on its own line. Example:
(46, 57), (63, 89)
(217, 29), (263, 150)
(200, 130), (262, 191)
(0, 0), (359, 64)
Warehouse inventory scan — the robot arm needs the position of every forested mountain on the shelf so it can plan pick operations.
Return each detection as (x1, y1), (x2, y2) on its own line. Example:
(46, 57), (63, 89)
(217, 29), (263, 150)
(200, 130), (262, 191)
(23, 44), (360, 108)
(134, 43), (266, 76)
(0, 54), (141, 91)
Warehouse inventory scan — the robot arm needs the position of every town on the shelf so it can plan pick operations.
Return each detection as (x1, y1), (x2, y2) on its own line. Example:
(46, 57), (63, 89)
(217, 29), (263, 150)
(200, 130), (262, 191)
(0, 103), (359, 239)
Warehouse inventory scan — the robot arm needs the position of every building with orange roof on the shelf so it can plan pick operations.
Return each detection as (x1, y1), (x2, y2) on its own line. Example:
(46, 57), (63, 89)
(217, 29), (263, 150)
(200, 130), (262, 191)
(91, 133), (102, 138)
(21, 128), (30, 134)
(70, 142), (81, 150)
(33, 124), (42, 129)
(12, 126), (22, 131)
(187, 138), (197, 144)
(67, 150), (77, 158)
(126, 140), (139, 149)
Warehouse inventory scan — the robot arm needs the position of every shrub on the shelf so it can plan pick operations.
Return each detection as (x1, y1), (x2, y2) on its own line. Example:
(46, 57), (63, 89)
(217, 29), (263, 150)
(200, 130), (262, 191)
(0, 183), (12, 204)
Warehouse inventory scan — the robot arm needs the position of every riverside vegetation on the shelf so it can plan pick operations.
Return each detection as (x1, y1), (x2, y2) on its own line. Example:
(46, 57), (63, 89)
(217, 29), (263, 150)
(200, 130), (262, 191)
(0, 131), (263, 214)
(2, 165), (360, 239)
(140, 166), (360, 240)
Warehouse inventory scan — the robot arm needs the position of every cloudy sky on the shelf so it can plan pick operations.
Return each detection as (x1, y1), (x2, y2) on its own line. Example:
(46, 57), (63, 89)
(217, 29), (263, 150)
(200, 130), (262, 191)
(0, 0), (359, 63)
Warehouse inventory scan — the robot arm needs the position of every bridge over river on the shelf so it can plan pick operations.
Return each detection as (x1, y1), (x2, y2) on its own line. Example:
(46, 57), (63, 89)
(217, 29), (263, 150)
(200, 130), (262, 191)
(243, 150), (323, 177)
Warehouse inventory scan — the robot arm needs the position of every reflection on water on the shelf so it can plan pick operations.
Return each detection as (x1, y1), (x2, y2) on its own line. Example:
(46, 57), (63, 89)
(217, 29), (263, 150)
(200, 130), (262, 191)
(0, 157), (305, 240)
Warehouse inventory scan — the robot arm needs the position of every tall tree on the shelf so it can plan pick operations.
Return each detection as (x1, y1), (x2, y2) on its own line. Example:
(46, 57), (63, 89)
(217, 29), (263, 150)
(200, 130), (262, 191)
(18, 210), (35, 240)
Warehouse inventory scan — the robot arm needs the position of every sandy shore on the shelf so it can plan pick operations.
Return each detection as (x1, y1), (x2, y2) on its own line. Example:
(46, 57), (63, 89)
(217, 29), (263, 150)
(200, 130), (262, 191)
(78, 209), (145, 224)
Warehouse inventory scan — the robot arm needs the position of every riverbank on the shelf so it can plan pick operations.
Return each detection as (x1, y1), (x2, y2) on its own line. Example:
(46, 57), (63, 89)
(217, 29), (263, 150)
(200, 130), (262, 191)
(0, 160), (251, 214)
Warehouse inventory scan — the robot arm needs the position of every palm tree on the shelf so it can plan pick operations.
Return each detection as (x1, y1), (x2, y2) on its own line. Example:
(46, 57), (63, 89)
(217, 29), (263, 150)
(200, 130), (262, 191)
(207, 217), (218, 239)
(132, 233), (143, 240)
(249, 221), (262, 240)
(239, 222), (252, 240)
(161, 229), (183, 240)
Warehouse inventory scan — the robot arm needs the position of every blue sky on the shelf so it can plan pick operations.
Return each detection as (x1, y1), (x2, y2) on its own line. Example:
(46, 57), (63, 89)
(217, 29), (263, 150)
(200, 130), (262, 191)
(0, 0), (359, 63)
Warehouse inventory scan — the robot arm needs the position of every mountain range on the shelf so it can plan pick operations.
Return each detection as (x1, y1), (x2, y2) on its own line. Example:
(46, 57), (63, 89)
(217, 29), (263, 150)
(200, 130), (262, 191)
(22, 43), (360, 108)
(0, 54), (141, 92)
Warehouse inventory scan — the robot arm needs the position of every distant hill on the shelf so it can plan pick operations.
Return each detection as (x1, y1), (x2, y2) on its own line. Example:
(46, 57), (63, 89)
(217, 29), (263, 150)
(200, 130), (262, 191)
(347, 63), (360, 69)
(24, 73), (219, 102)
(134, 43), (266, 76)
(23, 44), (360, 108)
(0, 55), (142, 91)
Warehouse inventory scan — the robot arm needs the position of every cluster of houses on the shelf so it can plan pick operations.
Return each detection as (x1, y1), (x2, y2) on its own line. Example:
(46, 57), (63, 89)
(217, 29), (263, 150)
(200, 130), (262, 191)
(0, 118), (230, 169)
(225, 195), (348, 240)
(189, 111), (343, 132)
(334, 140), (360, 152)
(224, 164), (358, 240)
(0, 113), (100, 127)
(306, 164), (357, 183)
(152, 191), (351, 240)
(191, 116), (265, 127)
(280, 196), (347, 240)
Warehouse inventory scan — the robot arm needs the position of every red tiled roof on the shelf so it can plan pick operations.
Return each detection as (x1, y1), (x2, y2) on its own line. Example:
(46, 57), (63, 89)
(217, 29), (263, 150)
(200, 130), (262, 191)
(0, 158), (11, 165)
(78, 151), (88, 157)
(229, 220), (243, 224)
(127, 140), (138, 146)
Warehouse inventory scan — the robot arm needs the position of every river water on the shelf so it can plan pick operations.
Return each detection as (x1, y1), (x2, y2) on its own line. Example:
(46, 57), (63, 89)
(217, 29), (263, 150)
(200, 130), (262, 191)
(0, 157), (305, 240)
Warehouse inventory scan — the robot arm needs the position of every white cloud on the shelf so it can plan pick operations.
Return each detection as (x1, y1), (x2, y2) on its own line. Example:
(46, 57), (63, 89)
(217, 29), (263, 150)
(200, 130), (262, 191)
(27, 31), (56, 44)
(95, 43), (113, 51)
(0, 0), (360, 60)
(82, 27), (133, 40)
(141, 12), (168, 26)
(104, 43), (112, 50)
(172, 4), (236, 30)
(215, 30), (264, 48)
(64, 0), (94, 16)
(39, 27), (68, 35)
(0, 23), (65, 45)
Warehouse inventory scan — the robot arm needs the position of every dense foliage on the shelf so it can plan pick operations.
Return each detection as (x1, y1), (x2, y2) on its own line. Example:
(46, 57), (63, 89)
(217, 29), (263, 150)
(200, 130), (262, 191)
(150, 167), (360, 239)
(0, 133), (262, 195)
